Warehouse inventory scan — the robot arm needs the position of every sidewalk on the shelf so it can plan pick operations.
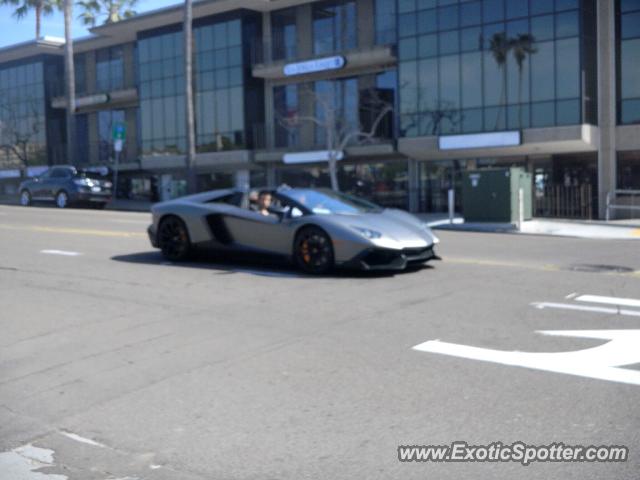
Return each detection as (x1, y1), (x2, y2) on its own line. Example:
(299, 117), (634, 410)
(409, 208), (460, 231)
(420, 214), (640, 240)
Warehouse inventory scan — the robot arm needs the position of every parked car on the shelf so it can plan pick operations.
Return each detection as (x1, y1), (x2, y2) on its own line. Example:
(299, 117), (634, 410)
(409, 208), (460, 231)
(18, 165), (112, 209)
(147, 187), (440, 274)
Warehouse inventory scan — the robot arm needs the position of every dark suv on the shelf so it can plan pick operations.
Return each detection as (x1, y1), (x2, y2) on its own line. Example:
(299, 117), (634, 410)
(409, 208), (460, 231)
(19, 166), (112, 209)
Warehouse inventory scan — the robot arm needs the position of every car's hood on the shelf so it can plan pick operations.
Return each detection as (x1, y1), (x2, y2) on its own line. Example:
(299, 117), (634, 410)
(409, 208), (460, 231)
(325, 209), (436, 245)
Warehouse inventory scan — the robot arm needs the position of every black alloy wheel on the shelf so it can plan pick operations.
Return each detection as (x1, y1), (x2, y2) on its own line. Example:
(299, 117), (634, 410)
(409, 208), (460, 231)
(294, 226), (334, 274)
(158, 216), (192, 261)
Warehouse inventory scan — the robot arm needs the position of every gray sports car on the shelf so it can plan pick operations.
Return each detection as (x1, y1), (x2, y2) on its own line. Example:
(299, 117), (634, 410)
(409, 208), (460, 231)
(147, 187), (439, 273)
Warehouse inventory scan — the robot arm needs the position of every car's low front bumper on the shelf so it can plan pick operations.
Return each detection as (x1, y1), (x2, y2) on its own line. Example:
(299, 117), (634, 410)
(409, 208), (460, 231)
(345, 245), (438, 271)
(73, 191), (112, 203)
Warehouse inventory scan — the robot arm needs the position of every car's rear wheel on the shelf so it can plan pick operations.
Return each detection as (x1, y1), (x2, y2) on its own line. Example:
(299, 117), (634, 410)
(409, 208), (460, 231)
(20, 190), (31, 206)
(55, 191), (68, 209)
(294, 226), (334, 274)
(158, 215), (191, 261)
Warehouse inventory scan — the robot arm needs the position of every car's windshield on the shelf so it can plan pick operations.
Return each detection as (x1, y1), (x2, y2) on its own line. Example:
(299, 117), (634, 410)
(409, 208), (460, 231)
(281, 188), (382, 215)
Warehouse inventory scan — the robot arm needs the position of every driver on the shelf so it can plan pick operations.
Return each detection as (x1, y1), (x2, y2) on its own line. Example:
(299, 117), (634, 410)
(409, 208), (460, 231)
(255, 191), (274, 216)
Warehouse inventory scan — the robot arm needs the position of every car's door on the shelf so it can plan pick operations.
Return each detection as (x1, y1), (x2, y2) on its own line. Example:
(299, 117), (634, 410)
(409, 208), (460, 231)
(222, 207), (293, 255)
(47, 167), (72, 197)
(31, 170), (52, 199)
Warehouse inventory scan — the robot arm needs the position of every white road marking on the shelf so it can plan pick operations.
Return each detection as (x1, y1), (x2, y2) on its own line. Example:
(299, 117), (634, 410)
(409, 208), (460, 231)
(0, 444), (67, 480)
(40, 250), (82, 257)
(531, 302), (640, 317)
(576, 294), (640, 309)
(565, 292), (578, 299)
(413, 329), (640, 386)
(60, 431), (106, 448)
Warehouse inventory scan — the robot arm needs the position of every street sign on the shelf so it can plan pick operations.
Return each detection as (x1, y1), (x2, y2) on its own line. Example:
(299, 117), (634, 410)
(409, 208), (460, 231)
(112, 122), (126, 141)
(413, 294), (640, 386)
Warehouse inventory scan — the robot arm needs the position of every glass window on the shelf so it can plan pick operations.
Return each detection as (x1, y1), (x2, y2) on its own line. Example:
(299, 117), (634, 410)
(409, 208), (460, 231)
(556, 11), (579, 38)
(531, 15), (554, 41)
(556, 99), (580, 125)
(556, 38), (580, 99)
(506, 0), (528, 19)
(312, 0), (357, 55)
(417, 9), (437, 34)
(483, 0), (504, 23)
(460, 2), (481, 27)
(531, 0), (554, 15)
(531, 41), (555, 101)
(438, 5), (459, 31)
(272, 8), (297, 60)
(439, 31), (459, 55)
(418, 34), (438, 57)
(617, 151), (640, 189)
(274, 84), (299, 147)
(375, 0), (397, 44)
(621, 11), (640, 39)
(96, 46), (124, 92)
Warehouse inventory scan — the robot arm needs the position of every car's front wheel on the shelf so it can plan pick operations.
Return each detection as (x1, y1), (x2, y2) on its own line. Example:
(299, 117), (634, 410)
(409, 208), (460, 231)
(294, 226), (334, 274)
(157, 215), (192, 261)
(20, 190), (31, 206)
(55, 190), (69, 209)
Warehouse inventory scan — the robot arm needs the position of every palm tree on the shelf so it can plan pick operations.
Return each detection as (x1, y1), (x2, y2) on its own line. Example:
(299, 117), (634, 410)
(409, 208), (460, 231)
(183, 0), (196, 193)
(76, 0), (137, 26)
(510, 33), (537, 129)
(63, 0), (75, 165)
(0, 0), (61, 39)
(489, 32), (510, 130)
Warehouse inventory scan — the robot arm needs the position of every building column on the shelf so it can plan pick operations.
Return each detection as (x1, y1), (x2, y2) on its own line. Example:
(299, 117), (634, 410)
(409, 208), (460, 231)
(597, 0), (617, 219)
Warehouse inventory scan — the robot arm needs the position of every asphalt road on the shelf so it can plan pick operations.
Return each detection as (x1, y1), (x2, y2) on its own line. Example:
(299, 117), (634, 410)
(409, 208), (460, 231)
(1, 204), (639, 480)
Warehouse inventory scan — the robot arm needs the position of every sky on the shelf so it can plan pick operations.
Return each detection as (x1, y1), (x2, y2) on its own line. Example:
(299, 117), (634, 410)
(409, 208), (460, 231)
(0, 0), (180, 48)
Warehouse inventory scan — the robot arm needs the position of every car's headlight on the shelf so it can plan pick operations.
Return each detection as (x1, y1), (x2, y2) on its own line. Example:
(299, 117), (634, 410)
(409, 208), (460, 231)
(352, 226), (382, 239)
(73, 179), (92, 187)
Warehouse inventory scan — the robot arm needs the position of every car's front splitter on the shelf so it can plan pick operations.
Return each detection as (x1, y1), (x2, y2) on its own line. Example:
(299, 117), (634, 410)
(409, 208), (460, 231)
(344, 245), (437, 271)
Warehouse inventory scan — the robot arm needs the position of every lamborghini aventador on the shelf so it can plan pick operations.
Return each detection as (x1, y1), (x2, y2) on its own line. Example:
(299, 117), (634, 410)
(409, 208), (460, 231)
(147, 187), (439, 274)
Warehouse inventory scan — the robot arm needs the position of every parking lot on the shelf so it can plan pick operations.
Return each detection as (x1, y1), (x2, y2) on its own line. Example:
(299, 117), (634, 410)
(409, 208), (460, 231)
(1, 204), (639, 479)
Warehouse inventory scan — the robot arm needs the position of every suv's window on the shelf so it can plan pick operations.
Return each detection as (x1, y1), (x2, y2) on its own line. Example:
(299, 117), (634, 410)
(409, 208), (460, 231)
(50, 168), (72, 179)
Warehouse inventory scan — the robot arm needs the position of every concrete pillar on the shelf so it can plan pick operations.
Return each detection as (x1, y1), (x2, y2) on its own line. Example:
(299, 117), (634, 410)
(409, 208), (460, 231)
(357, 0), (375, 49)
(597, 0), (617, 219)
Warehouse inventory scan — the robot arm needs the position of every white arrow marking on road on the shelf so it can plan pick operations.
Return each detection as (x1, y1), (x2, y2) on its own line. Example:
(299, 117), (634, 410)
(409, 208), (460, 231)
(531, 302), (640, 317)
(40, 250), (82, 257)
(413, 330), (640, 386)
(576, 294), (640, 309)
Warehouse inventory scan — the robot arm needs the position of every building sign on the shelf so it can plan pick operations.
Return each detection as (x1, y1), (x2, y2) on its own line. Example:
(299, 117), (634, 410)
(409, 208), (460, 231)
(283, 56), (346, 77)
(439, 131), (522, 150)
(283, 150), (345, 164)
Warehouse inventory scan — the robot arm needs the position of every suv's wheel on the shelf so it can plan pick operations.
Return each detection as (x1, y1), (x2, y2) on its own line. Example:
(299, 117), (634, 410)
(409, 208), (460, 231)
(294, 226), (334, 274)
(158, 216), (192, 261)
(20, 190), (31, 206)
(55, 191), (69, 209)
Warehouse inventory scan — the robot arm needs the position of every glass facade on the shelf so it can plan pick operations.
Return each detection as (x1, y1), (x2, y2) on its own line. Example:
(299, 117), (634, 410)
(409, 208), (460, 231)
(0, 60), (47, 169)
(138, 17), (255, 156)
(96, 46), (124, 92)
(313, 0), (357, 55)
(618, 0), (640, 124)
(398, 0), (596, 137)
(271, 8), (297, 61)
(98, 110), (125, 163)
(194, 19), (245, 152)
(618, 151), (640, 189)
(375, 0), (397, 45)
(139, 29), (186, 154)
(314, 77), (359, 145)
(274, 84), (298, 148)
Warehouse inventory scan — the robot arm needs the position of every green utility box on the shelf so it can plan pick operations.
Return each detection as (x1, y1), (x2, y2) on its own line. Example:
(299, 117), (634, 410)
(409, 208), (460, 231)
(462, 167), (532, 223)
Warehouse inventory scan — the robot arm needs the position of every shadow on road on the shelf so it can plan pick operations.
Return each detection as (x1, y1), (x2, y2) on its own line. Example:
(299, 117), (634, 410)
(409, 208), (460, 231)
(111, 250), (433, 279)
